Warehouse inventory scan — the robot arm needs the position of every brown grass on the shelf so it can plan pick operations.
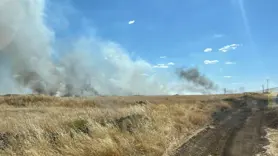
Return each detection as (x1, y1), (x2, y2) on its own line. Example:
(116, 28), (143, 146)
(259, 128), (278, 156)
(0, 94), (235, 156)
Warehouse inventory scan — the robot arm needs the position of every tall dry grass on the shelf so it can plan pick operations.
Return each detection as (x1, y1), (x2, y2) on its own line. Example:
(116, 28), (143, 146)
(0, 95), (231, 156)
(259, 128), (278, 156)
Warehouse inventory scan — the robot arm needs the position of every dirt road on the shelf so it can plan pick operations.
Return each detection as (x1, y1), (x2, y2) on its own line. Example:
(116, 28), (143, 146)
(172, 96), (271, 156)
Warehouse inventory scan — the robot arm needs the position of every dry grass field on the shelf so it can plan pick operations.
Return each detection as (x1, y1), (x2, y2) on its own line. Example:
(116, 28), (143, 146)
(0, 94), (243, 156)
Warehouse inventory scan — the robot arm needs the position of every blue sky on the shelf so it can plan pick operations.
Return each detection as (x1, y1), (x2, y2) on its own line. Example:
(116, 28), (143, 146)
(47, 0), (278, 92)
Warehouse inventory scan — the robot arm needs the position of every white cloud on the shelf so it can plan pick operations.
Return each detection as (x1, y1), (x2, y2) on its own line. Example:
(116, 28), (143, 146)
(141, 73), (149, 77)
(204, 60), (219, 64)
(225, 61), (236, 65)
(219, 44), (241, 52)
(160, 56), (167, 59)
(204, 48), (212, 52)
(213, 34), (224, 38)
(232, 82), (244, 85)
(153, 64), (168, 69)
(128, 20), (135, 24)
(224, 76), (232, 78)
(167, 62), (175, 66)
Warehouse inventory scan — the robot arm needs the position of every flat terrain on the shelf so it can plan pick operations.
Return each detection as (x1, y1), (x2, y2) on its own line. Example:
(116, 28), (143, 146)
(170, 94), (278, 156)
(0, 93), (277, 156)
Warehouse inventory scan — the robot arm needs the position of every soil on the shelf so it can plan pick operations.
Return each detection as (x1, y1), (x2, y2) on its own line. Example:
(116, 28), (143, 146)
(172, 95), (272, 156)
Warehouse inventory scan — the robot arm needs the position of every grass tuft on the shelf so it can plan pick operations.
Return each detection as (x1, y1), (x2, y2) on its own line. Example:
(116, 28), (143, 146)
(67, 119), (89, 134)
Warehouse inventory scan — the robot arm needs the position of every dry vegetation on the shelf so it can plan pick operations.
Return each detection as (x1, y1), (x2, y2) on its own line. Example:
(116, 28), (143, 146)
(261, 128), (278, 156)
(260, 107), (278, 156)
(0, 94), (235, 156)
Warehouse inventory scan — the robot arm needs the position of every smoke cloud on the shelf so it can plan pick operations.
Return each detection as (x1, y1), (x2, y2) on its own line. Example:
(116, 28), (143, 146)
(176, 67), (218, 91)
(0, 0), (218, 96)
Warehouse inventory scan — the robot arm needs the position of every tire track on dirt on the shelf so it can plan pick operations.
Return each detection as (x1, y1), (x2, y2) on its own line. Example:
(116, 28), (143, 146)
(172, 97), (269, 156)
(223, 109), (267, 156)
(173, 108), (251, 156)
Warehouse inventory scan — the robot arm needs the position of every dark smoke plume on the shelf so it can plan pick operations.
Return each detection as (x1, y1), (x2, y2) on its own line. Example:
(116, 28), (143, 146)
(176, 67), (218, 90)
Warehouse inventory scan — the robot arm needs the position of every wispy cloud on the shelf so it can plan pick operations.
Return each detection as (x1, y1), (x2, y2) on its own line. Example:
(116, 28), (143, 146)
(225, 61), (236, 65)
(224, 76), (232, 78)
(213, 34), (224, 38)
(141, 73), (149, 77)
(160, 56), (167, 59)
(232, 82), (244, 85)
(238, 0), (252, 41)
(167, 62), (175, 66)
(153, 64), (168, 69)
(204, 48), (212, 52)
(128, 20), (135, 25)
(204, 60), (219, 65)
(219, 44), (240, 52)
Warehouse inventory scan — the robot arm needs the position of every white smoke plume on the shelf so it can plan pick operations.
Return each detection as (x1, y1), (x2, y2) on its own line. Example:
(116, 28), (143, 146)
(0, 0), (218, 96)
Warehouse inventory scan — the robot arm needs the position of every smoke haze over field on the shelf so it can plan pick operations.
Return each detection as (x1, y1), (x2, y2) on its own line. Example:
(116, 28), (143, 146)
(0, 0), (218, 96)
